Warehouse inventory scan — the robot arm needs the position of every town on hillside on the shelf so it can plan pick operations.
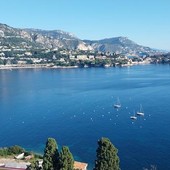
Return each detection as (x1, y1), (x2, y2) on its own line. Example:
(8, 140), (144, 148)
(0, 23), (169, 69)
(0, 47), (169, 69)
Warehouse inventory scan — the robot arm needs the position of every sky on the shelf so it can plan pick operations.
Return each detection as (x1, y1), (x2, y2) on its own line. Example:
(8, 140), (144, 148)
(0, 0), (170, 50)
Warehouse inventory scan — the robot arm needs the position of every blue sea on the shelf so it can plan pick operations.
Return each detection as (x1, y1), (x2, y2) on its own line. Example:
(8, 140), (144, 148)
(0, 65), (170, 170)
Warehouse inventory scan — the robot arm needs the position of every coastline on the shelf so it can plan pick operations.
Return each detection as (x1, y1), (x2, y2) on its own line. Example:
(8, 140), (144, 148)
(0, 62), (151, 70)
(0, 64), (79, 70)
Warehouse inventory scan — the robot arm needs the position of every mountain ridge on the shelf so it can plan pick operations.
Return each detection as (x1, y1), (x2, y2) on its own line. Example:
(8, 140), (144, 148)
(0, 23), (163, 55)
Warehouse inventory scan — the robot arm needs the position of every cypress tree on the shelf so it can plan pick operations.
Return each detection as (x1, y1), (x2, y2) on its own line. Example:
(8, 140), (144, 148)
(42, 138), (59, 170)
(94, 137), (120, 170)
(58, 146), (74, 170)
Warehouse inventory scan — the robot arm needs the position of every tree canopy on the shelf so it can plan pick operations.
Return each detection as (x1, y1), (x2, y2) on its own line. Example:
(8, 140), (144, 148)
(42, 138), (59, 170)
(58, 146), (74, 170)
(94, 137), (120, 170)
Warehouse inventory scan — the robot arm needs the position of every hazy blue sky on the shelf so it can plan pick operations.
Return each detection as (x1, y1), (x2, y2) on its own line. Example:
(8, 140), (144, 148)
(0, 0), (170, 50)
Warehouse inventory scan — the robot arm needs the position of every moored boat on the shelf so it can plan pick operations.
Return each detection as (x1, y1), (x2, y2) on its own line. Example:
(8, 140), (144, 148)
(137, 104), (144, 116)
(114, 97), (121, 108)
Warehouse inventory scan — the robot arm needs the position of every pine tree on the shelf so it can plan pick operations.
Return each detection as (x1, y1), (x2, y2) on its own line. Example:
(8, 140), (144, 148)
(42, 138), (59, 170)
(94, 137), (120, 170)
(58, 146), (74, 170)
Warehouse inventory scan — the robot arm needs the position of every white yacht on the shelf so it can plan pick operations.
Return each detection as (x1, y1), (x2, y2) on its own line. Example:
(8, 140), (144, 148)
(130, 115), (137, 120)
(130, 112), (137, 120)
(137, 104), (144, 116)
(114, 98), (121, 108)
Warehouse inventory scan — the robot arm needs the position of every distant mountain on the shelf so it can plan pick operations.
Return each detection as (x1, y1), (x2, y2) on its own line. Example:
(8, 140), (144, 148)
(0, 23), (92, 51)
(22, 28), (93, 50)
(0, 23), (41, 49)
(84, 37), (157, 55)
(0, 23), (163, 55)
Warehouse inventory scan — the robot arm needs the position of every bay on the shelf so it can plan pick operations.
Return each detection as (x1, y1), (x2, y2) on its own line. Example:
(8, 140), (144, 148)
(0, 65), (170, 170)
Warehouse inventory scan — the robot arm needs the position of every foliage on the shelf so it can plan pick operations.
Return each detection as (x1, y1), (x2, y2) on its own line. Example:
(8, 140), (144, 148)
(0, 147), (9, 157)
(0, 59), (4, 65)
(11, 59), (18, 64)
(26, 59), (34, 64)
(58, 146), (74, 170)
(0, 145), (25, 157)
(94, 137), (120, 170)
(8, 145), (25, 154)
(0, 138), (122, 170)
(26, 160), (42, 170)
(34, 153), (43, 159)
(42, 138), (59, 170)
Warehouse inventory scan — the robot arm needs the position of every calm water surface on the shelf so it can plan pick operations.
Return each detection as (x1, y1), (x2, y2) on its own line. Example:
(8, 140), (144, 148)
(0, 65), (170, 170)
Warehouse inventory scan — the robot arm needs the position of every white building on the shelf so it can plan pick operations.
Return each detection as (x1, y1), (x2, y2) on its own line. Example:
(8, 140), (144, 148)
(25, 52), (32, 56)
(88, 55), (95, 60)
(77, 55), (88, 60)
(69, 55), (76, 60)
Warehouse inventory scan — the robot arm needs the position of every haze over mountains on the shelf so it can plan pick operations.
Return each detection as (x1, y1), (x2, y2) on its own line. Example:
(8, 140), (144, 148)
(0, 23), (163, 56)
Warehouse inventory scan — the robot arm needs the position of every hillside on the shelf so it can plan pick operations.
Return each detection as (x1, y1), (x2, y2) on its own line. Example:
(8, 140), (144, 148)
(0, 23), (92, 51)
(0, 23), (163, 56)
(84, 37), (157, 55)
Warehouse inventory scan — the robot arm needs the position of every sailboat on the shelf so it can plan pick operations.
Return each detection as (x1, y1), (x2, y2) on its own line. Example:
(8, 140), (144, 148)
(130, 112), (137, 120)
(114, 98), (121, 108)
(137, 104), (144, 116)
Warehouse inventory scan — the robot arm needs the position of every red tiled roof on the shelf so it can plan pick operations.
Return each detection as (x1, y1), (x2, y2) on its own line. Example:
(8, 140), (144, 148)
(74, 161), (88, 170)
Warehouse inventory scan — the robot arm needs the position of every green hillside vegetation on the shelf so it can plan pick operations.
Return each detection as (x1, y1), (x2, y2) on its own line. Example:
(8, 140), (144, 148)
(0, 138), (158, 170)
(0, 145), (42, 160)
(0, 145), (25, 157)
(25, 137), (120, 170)
(94, 138), (120, 170)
